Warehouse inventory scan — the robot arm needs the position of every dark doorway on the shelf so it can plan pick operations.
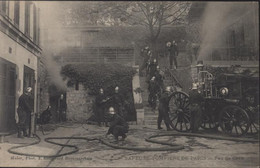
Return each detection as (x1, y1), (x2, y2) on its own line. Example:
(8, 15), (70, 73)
(0, 58), (16, 132)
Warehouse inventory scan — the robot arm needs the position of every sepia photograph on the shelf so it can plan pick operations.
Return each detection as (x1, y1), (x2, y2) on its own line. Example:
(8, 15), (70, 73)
(0, 1), (259, 167)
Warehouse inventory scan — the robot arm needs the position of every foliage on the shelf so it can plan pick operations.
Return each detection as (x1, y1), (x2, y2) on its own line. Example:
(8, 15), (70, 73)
(61, 64), (136, 97)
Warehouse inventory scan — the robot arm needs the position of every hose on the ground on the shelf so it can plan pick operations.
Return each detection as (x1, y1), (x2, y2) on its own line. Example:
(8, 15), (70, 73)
(7, 131), (258, 158)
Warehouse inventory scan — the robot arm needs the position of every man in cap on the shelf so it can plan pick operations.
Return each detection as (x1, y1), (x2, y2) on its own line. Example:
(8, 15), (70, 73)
(154, 65), (164, 96)
(148, 76), (160, 110)
(106, 107), (129, 141)
(112, 86), (127, 120)
(148, 58), (158, 80)
(17, 87), (34, 138)
(95, 88), (109, 126)
(140, 46), (151, 76)
(189, 83), (204, 133)
(158, 86), (175, 130)
(167, 41), (179, 69)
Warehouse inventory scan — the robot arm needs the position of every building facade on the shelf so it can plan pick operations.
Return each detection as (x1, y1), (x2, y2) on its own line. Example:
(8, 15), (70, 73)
(0, 1), (41, 133)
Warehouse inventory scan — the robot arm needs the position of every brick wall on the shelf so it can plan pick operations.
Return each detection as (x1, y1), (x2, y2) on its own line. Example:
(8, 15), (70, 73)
(66, 84), (95, 122)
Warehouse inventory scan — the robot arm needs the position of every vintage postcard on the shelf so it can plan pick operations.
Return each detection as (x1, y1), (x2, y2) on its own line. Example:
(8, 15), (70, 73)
(0, 1), (259, 167)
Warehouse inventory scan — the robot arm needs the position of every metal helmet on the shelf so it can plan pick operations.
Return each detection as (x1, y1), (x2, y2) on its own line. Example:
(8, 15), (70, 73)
(153, 59), (157, 63)
(145, 46), (149, 50)
(100, 88), (104, 94)
(108, 107), (115, 115)
(156, 65), (160, 70)
(26, 87), (32, 93)
(191, 83), (198, 90)
(151, 76), (156, 81)
(165, 86), (171, 92)
(166, 42), (171, 47)
(115, 86), (119, 93)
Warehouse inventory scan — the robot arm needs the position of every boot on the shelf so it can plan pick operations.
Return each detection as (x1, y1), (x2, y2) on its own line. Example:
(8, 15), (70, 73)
(167, 127), (172, 131)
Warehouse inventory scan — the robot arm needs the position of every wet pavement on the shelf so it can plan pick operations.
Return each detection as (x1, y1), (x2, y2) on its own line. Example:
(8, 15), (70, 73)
(0, 122), (259, 167)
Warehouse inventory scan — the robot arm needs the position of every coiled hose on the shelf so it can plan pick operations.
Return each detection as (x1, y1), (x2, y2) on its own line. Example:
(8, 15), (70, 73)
(7, 132), (258, 158)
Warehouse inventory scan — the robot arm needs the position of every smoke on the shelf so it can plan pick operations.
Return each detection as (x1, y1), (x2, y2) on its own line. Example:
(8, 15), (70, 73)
(197, 2), (252, 60)
(37, 1), (68, 91)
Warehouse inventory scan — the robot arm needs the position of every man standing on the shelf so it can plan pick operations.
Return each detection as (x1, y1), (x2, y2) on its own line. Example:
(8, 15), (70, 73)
(112, 86), (127, 120)
(106, 107), (129, 141)
(148, 76), (160, 110)
(189, 83), (204, 133)
(158, 86), (175, 131)
(59, 94), (67, 122)
(17, 87), (33, 138)
(170, 40), (179, 69)
(95, 88), (108, 126)
(139, 46), (150, 76)
(154, 65), (164, 96)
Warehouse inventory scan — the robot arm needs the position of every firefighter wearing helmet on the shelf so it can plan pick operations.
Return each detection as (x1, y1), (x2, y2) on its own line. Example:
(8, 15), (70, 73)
(157, 86), (175, 130)
(140, 46), (151, 76)
(17, 87), (34, 138)
(189, 83), (204, 133)
(106, 107), (129, 141)
(112, 86), (127, 120)
(148, 76), (160, 110)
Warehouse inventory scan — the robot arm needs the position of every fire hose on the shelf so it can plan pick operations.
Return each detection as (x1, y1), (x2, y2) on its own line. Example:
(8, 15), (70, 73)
(7, 132), (258, 158)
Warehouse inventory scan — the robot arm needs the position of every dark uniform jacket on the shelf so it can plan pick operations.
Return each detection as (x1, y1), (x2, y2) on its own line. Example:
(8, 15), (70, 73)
(95, 94), (107, 109)
(107, 114), (129, 134)
(148, 80), (160, 96)
(18, 93), (33, 124)
(171, 44), (179, 57)
(148, 62), (158, 78)
(188, 90), (204, 105)
(158, 92), (172, 112)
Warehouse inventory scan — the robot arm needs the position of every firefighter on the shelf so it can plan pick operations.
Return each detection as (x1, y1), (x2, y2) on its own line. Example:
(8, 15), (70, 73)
(167, 41), (178, 69)
(158, 86), (175, 131)
(17, 87), (33, 138)
(148, 58), (158, 78)
(37, 105), (52, 125)
(140, 46), (150, 76)
(59, 94), (67, 122)
(189, 83), (204, 133)
(154, 65), (164, 95)
(112, 86), (127, 120)
(148, 76), (160, 110)
(106, 107), (129, 141)
(95, 88), (109, 126)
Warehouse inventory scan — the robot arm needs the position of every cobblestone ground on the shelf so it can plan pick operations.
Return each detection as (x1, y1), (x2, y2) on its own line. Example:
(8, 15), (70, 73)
(1, 123), (259, 167)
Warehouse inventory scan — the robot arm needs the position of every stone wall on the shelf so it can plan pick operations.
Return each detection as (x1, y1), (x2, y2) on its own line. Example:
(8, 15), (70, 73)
(66, 84), (95, 123)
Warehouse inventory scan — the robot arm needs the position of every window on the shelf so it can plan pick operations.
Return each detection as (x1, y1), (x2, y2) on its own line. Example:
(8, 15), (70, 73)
(14, 1), (20, 26)
(33, 5), (36, 42)
(25, 2), (30, 36)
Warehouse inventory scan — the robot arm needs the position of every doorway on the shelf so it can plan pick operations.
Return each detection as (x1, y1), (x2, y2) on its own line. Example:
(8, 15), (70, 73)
(0, 58), (16, 132)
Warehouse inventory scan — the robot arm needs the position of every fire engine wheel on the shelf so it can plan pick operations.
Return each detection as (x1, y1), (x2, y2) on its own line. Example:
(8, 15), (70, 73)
(219, 105), (250, 136)
(200, 113), (218, 130)
(247, 106), (259, 135)
(169, 91), (191, 132)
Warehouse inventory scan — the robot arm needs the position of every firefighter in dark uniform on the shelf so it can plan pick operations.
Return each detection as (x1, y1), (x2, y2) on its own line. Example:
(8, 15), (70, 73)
(148, 58), (158, 81)
(154, 65), (164, 97)
(106, 107), (129, 141)
(158, 86), (175, 130)
(189, 83), (204, 133)
(140, 46), (150, 76)
(59, 94), (67, 122)
(17, 87), (33, 138)
(112, 86), (127, 120)
(171, 40), (179, 69)
(148, 76), (160, 110)
(95, 88), (109, 126)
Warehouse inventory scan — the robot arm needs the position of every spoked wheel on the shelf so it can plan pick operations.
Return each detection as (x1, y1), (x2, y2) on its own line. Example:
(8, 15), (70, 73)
(247, 106), (259, 135)
(201, 113), (218, 130)
(169, 91), (191, 132)
(219, 105), (250, 136)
